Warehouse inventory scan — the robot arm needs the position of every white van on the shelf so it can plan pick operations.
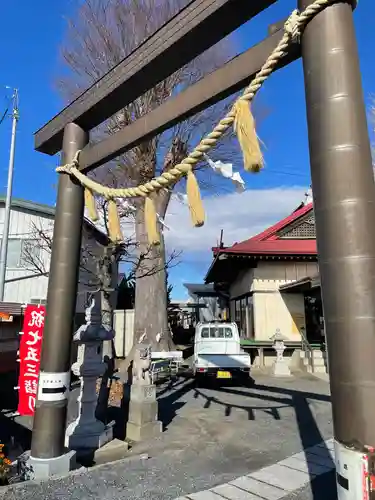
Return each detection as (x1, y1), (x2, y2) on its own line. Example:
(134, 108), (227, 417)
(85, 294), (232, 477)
(193, 322), (252, 385)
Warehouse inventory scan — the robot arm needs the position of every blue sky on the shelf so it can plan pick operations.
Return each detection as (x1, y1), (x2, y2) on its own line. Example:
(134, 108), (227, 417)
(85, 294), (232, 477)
(0, 0), (374, 299)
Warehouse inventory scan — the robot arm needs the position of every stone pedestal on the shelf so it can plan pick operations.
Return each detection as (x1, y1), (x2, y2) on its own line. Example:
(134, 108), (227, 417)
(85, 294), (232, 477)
(27, 450), (77, 480)
(65, 295), (115, 452)
(126, 383), (162, 442)
(270, 329), (291, 377)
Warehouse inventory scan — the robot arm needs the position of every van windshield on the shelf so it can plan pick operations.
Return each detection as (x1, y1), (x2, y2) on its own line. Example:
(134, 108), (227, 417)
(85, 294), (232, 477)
(200, 327), (233, 339)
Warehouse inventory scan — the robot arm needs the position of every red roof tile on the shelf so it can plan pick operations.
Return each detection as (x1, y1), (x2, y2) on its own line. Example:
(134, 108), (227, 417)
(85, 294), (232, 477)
(214, 203), (316, 256)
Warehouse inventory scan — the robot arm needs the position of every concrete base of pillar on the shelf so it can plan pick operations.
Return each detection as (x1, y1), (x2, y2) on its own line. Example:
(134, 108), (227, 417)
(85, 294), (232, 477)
(27, 450), (77, 480)
(272, 360), (291, 377)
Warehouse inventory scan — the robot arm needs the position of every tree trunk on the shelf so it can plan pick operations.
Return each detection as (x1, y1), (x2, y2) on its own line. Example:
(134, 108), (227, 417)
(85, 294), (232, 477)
(133, 193), (174, 351)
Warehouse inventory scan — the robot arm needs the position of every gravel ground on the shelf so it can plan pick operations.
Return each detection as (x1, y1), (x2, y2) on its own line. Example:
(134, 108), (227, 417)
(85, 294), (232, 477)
(0, 372), (333, 500)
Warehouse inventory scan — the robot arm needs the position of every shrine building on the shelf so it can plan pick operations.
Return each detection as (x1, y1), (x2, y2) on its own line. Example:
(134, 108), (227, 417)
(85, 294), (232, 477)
(204, 201), (325, 356)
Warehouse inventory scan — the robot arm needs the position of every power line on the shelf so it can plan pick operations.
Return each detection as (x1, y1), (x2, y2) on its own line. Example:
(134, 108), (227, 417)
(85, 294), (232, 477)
(0, 106), (9, 126)
(265, 168), (310, 179)
(0, 88), (13, 127)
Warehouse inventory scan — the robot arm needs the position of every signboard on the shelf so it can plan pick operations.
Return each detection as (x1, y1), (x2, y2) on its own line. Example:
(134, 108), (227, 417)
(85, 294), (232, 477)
(37, 371), (70, 402)
(16, 304), (46, 416)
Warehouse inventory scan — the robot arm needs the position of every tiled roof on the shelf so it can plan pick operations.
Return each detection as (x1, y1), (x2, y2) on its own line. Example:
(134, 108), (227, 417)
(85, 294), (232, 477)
(213, 203), (316, 256)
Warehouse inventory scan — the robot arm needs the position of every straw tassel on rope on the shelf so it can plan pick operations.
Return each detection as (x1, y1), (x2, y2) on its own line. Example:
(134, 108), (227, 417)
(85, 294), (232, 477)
(186, 168), (205, 227)
(84, 188), (99, 222)
(107, 199), (123, 243)
(144, 196), (161, 246)
(233, 100), (264, 172)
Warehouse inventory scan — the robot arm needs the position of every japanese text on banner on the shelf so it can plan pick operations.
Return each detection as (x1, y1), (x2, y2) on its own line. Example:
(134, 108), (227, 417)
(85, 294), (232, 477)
(17, 305), (45, 416)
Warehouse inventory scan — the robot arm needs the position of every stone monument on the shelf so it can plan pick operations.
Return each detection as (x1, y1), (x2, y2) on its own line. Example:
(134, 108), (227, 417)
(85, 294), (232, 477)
(126, 343), (162, 441)
(270, 328), (291, 377)
(65, 294), (115, 453)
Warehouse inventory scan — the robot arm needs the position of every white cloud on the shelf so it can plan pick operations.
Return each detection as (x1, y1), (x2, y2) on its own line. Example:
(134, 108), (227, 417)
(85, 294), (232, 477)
(86, 186), (309, 267)
(164, 186), (308, 257)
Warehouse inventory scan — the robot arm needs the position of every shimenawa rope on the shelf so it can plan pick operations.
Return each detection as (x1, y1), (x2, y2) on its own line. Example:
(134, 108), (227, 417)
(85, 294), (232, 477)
(55, 0), (340, 244)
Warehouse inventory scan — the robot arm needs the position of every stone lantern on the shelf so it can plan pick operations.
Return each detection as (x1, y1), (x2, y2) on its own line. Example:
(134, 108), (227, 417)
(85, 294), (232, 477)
(270, 328), (291, 377)
(65, 294), (115, 454)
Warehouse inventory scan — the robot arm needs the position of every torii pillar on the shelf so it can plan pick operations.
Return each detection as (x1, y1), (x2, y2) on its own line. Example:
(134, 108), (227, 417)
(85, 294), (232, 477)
(299, 0), (375, 497)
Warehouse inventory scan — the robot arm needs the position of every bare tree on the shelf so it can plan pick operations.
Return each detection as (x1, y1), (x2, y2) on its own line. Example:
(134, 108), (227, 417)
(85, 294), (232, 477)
(57, 0), (242, 350)
(22, 212), (180, 330)
(22, 203), (181, 418)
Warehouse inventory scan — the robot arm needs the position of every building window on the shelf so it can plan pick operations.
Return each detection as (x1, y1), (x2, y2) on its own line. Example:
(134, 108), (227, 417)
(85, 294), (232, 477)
(230, 294), (254, 339)
(1, 239), (40, 269)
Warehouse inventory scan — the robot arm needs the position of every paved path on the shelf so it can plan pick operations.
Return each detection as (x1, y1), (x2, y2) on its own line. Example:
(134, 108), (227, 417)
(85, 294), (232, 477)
(174, 438), (335, 499)
(0, 373), (335, 500)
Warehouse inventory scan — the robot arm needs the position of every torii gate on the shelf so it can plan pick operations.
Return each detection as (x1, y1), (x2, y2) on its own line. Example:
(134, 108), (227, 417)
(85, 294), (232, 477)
(30, 0), (375, 496)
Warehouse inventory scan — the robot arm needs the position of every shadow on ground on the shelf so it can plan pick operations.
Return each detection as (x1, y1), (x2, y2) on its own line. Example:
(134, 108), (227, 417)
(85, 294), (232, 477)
(158, 377), (196, 430)
(153, 374), (335, 500)
(107, 376), (191, 439)
(0, 369), (335, 499)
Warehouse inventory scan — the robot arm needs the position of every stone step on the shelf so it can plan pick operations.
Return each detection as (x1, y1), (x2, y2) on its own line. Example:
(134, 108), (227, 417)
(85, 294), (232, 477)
(300, 350), (326, 359)
(310, 365), (328, 374)
(312, 350), (326, 359)
(303, 357), (327, 368)
(314, 365), (328, 373)
(305, 364), (328, 374)
(93, 439), (129, 466)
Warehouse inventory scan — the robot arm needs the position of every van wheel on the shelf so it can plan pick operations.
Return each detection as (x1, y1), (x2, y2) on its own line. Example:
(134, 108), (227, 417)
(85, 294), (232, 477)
(240, 373), (254, 387)
(195, 374), (206, 388)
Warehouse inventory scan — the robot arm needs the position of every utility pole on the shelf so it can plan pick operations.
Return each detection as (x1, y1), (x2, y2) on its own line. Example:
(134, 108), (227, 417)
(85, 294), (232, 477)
(299, 1), (375, 498)
(0, 89), (19, 301)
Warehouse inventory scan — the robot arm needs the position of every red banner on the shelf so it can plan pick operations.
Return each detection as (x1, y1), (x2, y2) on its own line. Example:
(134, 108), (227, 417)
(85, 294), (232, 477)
(17, 304), (46, 416)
